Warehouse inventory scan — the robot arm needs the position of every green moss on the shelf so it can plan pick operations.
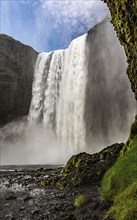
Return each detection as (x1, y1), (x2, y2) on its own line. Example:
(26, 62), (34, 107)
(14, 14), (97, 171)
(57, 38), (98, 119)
(74, 194), (86, 208)
(105, 182), (137, 220)
(102, 136), (137, 200)
(75, 159), (81, 168)
(62, 155), (77, 176)
(102, 134), (137, 219)
(40, 179), (49, 187)
(56, 182), (64, 190)
(101, 114), (137, 219)
(104, 0), (137, 99)
(57, 144), (123, 187)
(120, 115), (137, 155)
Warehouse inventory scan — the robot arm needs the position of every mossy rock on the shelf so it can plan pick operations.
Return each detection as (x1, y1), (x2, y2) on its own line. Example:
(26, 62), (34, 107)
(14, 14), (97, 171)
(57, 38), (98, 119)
(120, 115), (137, 155)
(104, 0), (137, 99)
(130, 115), (137, 139)
(57, 143), (123, 187)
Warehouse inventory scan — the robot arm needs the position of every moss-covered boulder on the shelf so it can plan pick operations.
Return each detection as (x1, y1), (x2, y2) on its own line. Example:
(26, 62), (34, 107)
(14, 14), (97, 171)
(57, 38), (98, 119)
(0, 34), (38, 125)
(104, 0), (137, 99)
(57, 143), (123, 188)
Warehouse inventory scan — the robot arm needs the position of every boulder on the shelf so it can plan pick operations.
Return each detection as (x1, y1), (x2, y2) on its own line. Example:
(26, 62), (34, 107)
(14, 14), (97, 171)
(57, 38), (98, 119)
(56, 143), (124, 187)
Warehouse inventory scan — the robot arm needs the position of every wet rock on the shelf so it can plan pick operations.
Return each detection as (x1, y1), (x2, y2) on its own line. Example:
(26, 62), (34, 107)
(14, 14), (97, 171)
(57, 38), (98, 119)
(5, 193), (17, 200)
(0, 161), (113, 219)
(5, 214), (14, 220)
(23, 194), (33, 201)
(65, 214), (77, 220)
(57, 143), (123, 187)
(20, 206), (25, 210)
(4, 203), (10, 207)
(57, 192), (65, 198)
(31, 208), (40, 215)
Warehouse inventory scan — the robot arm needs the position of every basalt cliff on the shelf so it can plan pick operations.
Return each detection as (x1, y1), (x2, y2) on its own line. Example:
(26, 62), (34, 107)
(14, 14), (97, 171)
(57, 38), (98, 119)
(0, 34), (38, 125)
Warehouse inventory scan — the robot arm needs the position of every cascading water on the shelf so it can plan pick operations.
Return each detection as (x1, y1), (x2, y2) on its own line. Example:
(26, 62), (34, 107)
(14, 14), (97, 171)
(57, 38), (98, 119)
(29, 21), (136, 156)
(1, 21), (136, 165)
(85, 21), (136, 152)
(28, 52), (53, 123)
(29, 34), (87, 154)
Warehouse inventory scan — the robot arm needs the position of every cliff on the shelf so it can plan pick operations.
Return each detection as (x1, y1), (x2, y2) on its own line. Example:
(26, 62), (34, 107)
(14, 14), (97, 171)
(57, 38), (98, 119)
(104, 0), (137, 99)
(0, 34), (38, 125)
(101, 1), (137, 219)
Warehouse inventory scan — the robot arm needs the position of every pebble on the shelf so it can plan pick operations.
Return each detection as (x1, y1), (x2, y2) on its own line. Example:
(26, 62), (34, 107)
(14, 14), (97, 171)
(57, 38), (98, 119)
(5, 214), (14, 220)
(4, 203), (10, 207)
(20, 207), (25, 210)
(31, 209), (40, 215)
(23, 194), (32, 201)
(5, 193), (17, 200)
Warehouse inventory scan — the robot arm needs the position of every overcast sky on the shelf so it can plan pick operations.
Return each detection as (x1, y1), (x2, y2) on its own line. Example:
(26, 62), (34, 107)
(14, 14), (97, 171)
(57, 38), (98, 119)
(1, 0), (110, 52)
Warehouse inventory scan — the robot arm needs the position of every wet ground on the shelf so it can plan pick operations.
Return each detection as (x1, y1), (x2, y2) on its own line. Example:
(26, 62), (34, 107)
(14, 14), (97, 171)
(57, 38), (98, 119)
(0, 168), (110, 220)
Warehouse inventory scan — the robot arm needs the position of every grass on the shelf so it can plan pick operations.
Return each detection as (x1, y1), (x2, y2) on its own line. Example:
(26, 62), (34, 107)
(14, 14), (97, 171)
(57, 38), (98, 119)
(74, 194), (86, 208)
(102, 136), (137, 200)
(101, 134), (137, 219)
(105, 182), (137, 220)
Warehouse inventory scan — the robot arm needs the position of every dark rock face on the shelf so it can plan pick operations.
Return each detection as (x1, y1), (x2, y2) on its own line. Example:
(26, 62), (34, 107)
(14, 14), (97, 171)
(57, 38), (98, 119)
(0, 34), (38, 125)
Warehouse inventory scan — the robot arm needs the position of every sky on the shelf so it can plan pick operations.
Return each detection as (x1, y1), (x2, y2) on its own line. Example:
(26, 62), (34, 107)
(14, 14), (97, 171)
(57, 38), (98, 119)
(0, 0), (110, 52)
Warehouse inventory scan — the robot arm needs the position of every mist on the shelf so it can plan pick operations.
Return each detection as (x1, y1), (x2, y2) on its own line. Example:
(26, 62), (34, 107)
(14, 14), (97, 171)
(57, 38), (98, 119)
(0, 120), (70, 165)
(0, 21), (136, 165)
(85, 21), (136, 153)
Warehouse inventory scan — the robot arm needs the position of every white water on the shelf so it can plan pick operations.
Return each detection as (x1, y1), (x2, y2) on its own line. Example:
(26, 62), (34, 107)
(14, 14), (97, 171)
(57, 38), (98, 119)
(29, 34), (88, 154)
(1, 21), (136, 165)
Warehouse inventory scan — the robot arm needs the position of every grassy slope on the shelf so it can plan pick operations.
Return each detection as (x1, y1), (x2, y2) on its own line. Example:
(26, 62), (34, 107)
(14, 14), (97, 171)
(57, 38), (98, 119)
(102, 119), (137, 219)
(101, 1), (137, 218)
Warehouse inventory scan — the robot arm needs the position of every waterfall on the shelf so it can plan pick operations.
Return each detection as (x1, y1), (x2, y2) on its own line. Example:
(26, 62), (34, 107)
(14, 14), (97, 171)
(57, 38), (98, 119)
(29, 34), (88, 153)
(0, 22), (136, 164)
(1, 21), (136, 165)
(29, 52), (53, 123)
(29, 21), (136, 156)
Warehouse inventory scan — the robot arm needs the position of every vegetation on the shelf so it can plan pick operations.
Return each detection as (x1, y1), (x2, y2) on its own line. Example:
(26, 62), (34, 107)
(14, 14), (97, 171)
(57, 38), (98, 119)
(40, 179), (49, 187)
(0, 33), (14, 41)
(101, 1), (137, 217)
(104, 0), (137, 99)
(56, 144), (123, 187)
(102, 117), (137, 219)
(74, 194), (86, 208)
(106, 182), (137, 220)
(56, 182), (64, 190)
